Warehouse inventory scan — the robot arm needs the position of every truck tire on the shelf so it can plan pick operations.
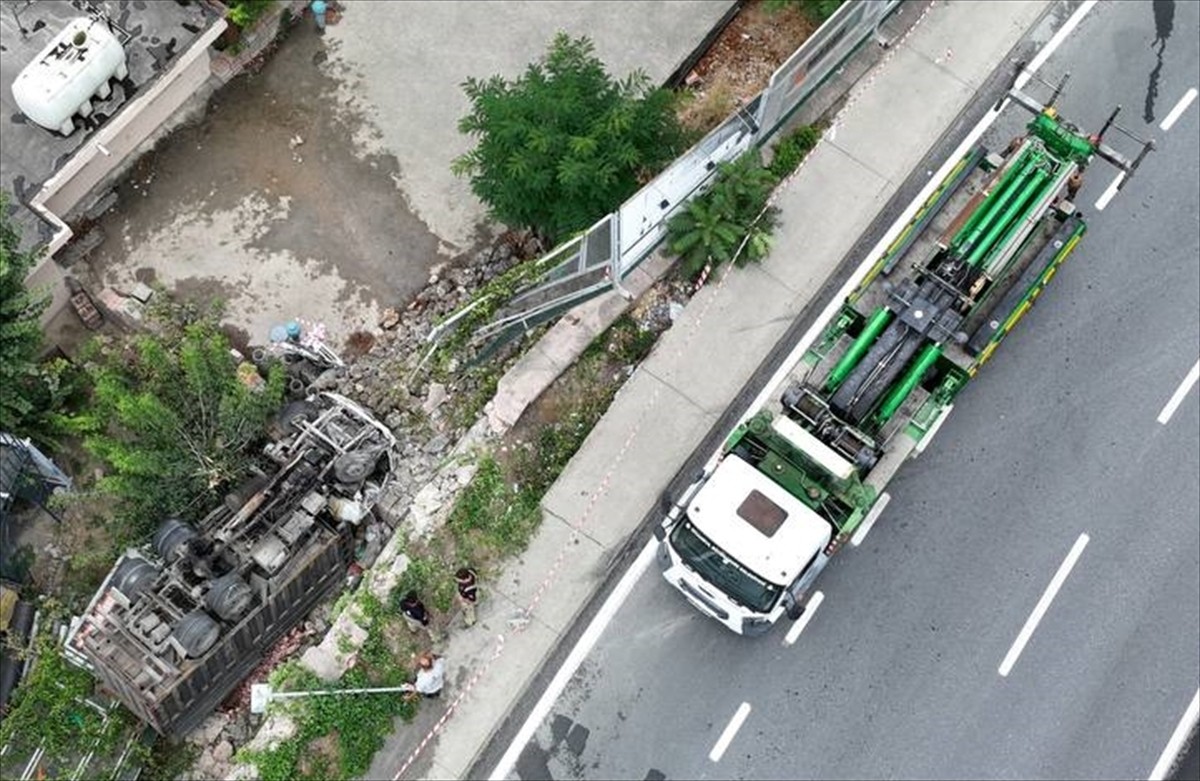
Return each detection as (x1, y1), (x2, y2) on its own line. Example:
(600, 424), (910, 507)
(172, 611), (220, 658)
(333, 451), (377, 484)
(153, 519), (198, 563)
(113, 557), (161, 602)
(205, 573), (254, 622)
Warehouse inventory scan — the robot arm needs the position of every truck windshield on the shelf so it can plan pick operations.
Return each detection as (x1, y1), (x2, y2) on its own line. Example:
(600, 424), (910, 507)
(670, 520), (781, 614)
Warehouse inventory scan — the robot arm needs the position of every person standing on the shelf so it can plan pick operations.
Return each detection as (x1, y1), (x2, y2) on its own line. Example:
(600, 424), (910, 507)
(311, 0), (328, 34)
(412, 652), (445, 698)
(399, 591), (430, 634)
(455, 567), (479, 627)
(399, 590), (444, 642)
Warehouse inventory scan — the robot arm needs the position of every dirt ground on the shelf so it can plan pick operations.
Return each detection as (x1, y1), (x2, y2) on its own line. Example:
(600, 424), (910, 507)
(76, 17), (466, 352)
(678, 0), (818, 130)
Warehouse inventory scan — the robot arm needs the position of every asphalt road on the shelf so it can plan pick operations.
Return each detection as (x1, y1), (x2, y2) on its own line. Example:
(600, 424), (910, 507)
(501, 1), (1200, 779)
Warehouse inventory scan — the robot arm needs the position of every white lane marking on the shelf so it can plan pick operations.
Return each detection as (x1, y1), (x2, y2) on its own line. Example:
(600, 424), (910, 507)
(489, 6), (1101, 774)
(744, 3), (1098, 421)
(998, 534), (1090, 677)
(1160, 87), (1199, 132)
(487, 541), (657, 781)
(1157, 359), (1200, 425)
(708, 702), (752, 762)
(1149, 689), (1200, 781)
(1094, 171), (1126, 211)
(783, 590), (825, 646)
(851, 493), (891, 547)
(1015, 0), (1098, 90)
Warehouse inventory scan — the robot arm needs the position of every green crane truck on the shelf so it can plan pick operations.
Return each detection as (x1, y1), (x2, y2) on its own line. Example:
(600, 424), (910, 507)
(654, 76), (1153, 636)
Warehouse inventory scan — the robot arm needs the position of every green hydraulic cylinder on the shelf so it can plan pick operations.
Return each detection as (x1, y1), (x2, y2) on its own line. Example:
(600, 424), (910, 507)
(965, 165), (1052, 268)
(824, 307), (894, 393)
(982, 164), (1073, 276)
(874, 342), (942, 424)
(951, 148), (1038, 257)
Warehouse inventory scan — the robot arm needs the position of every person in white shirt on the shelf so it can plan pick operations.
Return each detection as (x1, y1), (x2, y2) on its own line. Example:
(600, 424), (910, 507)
(412, 652), (445, 698)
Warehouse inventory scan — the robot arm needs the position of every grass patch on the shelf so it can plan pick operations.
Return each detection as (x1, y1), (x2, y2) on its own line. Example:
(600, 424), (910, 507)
(677, 71), (738, 138)
(767, 123), (822, 180)
(238, 593), (421, 781)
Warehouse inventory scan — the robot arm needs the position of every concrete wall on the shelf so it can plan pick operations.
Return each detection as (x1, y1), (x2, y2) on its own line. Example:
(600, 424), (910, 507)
(36, 19), (229, 240)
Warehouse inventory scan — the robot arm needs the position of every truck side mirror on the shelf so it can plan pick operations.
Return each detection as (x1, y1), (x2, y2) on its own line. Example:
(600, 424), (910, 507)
(786, 602), (806, 621)
(653, 524), (666, 542)
(658, 490), (675, 516)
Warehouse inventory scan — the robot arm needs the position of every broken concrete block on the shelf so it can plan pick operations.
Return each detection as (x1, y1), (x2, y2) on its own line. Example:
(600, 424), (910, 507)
(298, 610), (368, 682)
(421, 382), (447, 415)
(96, 287), (145, 323)
(121, 281), (155, 303)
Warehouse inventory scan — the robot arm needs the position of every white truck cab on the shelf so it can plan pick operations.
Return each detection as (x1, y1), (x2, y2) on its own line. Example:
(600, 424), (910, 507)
(657, 453), (834, 635)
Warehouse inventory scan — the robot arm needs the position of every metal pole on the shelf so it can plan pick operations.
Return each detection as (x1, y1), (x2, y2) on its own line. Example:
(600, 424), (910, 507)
(272, 685), (413, 699)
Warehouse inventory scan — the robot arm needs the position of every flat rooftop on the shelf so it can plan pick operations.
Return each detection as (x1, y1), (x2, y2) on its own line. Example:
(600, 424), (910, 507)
(0, 0), (221, 250)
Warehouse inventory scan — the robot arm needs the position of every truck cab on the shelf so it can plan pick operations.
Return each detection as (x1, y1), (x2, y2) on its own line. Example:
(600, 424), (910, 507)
(656, 412), (868, 635)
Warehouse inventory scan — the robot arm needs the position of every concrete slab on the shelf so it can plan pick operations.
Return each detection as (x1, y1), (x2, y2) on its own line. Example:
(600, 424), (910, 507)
(489, 246), (679, 433)
(541, 366), (718, 551)
(764, 140), (892, 295)
(324, 0), (737, 251)
(825, 43), (977, 186)
(904, 1), (1049, 91)
(536, 292), (630, 369)
(489, 512), (609, 636)
(637, 262), (801, 414)
(97, 191), (382, 344)
(490, 344), (568, 432)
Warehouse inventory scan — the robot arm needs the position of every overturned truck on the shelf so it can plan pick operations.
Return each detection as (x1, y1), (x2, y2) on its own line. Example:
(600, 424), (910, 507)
(66, 393), (397, 737)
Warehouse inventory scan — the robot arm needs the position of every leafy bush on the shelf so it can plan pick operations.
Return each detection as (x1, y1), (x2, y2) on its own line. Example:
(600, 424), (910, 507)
(767, 124), (822, 180)
(453, 33), (685, 244)
(391, 552), (457, 613)
(667, 151), (781, 280)
(227, 0), (274, 29)
(0, 621), (134, 768)
(1, 194), (49, 432)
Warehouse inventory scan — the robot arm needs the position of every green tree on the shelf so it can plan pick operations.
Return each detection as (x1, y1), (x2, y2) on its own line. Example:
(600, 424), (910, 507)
(452, 33), (685, 244)
(0, 192), (50, 437)
(667, 151), (780, 280)
(76, 308), (285, 541)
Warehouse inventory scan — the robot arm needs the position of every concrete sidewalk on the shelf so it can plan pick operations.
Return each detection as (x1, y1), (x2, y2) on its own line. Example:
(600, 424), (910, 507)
(372, 2), (1056, 779)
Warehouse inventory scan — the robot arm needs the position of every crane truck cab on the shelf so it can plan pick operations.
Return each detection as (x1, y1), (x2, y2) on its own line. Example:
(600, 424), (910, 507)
(655, 413), (864, 635)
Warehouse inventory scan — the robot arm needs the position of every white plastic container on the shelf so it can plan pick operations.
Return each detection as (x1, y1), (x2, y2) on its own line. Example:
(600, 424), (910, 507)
(12, 17), (128, 136)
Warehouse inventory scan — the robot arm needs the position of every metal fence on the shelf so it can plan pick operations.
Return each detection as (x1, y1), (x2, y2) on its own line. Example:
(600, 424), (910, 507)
(454, 0), (903, 355)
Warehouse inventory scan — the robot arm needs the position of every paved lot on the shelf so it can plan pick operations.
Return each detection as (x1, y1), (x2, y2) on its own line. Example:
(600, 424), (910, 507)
(81, 0), (733, 349)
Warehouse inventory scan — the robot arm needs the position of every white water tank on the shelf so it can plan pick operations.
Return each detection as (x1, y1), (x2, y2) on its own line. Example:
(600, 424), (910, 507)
(11, 17), (128, 136)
